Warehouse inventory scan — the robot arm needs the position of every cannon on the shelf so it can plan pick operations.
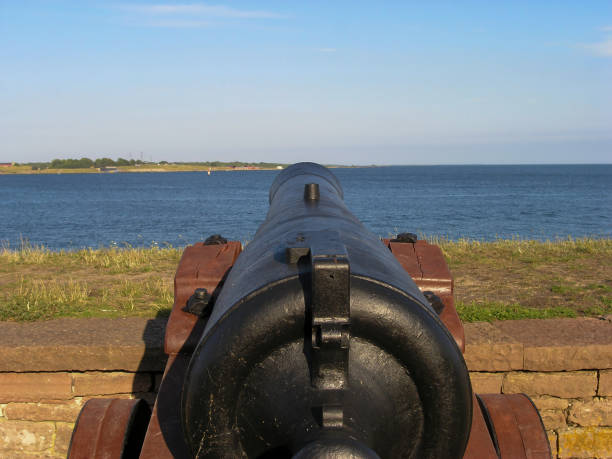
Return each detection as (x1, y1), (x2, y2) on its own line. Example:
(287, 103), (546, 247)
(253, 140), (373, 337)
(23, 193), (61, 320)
(69, 163), (551, 458)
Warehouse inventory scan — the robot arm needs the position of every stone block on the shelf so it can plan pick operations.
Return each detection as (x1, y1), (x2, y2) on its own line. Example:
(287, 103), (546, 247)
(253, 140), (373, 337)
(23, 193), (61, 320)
(558, 427), (612, 458)
(531, 396), (570, 411)
(2, 453), (57, 459)
(600, 370), (612, 396)
(154, 373), (164, 392)
(72, 372), (151, 396)
(568, 398), (612, 426)
(134, 391), (157, 407)
(495, 318), (612, 371)
(0, 372), (72, 402)
(540, 410), (567, 430)
(0, 317), (167, 372)
(82, 393), (135, 403)
(54, 422), (74, 456)
(6, 399), (84, 422)
(547, 431), (557, 458)
(469, 372), (503, 394)
(463, 322), (523, 371)
(0, 419), (54, 452)
(503, 371), (597, 398)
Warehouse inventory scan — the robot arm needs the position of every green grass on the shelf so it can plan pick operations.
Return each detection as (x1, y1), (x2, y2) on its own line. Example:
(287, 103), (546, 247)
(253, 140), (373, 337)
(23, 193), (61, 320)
(2, 275), (174, 321)
(0, 237), (610, 322)
(433, 236), (612, 321)
(456, 301), (578, 322)
(0, 243), (180, 321)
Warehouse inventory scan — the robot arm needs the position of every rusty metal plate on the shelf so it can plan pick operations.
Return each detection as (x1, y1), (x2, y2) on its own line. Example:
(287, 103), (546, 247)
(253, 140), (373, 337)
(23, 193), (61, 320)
(68, 398), (151, 459)
(164, 241), (241, 355)
(464, 394), (498, 459)
(139, 354), (192, 458)
(478, 393), (551, 458)
(386, 239), (465, 352)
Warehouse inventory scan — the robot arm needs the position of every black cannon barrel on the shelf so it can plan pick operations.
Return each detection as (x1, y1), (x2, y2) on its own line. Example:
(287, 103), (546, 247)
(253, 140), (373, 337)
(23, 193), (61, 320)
(182, 163), (472, 458)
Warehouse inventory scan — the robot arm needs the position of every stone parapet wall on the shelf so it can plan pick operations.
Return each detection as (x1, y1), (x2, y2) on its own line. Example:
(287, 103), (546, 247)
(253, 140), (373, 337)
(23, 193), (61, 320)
(470, 371), (612, 458)
(1, 317), (611, 458)
(0, 371), (161, 457)
(0, 317), (167, 458)
(464, 317), (612, 458)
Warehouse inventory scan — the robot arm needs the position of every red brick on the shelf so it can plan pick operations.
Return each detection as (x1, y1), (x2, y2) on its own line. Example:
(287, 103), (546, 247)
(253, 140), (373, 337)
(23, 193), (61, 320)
(0, 373), (72, 402)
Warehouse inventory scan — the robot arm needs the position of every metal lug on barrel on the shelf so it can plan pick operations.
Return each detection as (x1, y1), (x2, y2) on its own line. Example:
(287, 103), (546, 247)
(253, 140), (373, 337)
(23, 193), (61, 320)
(304, 183), (320, 201)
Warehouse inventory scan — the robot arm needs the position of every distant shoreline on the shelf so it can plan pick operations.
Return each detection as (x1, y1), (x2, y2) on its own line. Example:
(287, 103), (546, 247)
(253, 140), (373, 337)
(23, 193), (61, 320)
(0, 164), (369, 175)
(0, 165), (280, 175)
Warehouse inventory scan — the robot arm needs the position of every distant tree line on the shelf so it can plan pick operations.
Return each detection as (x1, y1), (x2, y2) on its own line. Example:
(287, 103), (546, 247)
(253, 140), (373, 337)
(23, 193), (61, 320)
(26, 158), (286, 171)
(176, 161), (283, 168)
(30, 158), (145, 170)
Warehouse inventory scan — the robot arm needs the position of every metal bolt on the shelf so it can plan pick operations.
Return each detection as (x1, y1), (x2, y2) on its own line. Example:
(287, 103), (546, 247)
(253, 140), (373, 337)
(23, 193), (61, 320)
(423, 291), (445, 315)
(392, 232), (418, 243)
(204, 234), (227, 245)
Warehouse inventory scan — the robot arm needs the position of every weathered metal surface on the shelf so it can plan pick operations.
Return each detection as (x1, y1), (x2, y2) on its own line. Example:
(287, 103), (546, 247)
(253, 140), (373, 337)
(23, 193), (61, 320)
(164, 241), (241, 355)
(68, 398), (150, 458)
(478, 393), (552, 458)
(308, 230), (351, 428)
(464, 395), (499, 459)
(139, 354), (191, 458)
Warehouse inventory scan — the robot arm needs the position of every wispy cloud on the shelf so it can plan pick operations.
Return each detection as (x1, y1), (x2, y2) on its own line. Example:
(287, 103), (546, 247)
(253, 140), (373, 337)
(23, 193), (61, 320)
(317, 48), (337, 53)
(145, 19), (212, 28)
(577, 27), (612, 57)
(581, 37), (612, 57)
(118, 3), (285, 19)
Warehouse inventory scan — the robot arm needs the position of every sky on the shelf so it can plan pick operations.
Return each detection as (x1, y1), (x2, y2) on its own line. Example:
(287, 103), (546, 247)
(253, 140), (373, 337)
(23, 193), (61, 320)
(1, 1), (611, 165)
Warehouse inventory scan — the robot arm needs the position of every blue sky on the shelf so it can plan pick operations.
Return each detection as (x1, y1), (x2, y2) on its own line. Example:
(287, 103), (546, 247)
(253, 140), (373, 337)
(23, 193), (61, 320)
(1, 1), (611, 164)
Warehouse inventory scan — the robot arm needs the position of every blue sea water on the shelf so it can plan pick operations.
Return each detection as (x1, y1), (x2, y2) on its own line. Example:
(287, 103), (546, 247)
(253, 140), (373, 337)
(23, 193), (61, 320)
(0, 165), (610, 250)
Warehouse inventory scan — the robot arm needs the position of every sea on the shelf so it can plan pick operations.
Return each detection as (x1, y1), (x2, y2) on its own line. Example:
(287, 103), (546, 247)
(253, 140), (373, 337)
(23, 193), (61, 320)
(0, 164), (610, 250)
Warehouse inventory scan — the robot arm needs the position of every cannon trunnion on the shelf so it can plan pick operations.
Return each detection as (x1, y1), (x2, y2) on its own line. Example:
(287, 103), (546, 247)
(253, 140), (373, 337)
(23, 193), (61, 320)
(68, 163), (551, 458)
